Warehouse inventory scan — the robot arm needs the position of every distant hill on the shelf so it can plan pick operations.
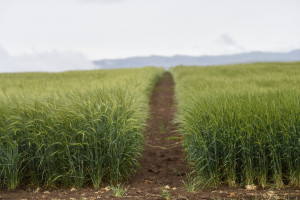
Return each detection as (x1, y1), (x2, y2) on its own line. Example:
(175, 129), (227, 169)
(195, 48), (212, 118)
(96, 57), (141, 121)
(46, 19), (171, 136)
(94, 49), (300, 69)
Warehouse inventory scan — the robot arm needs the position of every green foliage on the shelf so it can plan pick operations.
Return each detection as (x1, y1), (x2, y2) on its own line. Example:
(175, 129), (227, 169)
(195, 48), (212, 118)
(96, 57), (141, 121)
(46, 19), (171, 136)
(0, 67), (164, 189)
(171, 62), (300, 189)
(109, 183), (128, 197)
(181, 172), (202, 193)
(159, 189), (171, 200)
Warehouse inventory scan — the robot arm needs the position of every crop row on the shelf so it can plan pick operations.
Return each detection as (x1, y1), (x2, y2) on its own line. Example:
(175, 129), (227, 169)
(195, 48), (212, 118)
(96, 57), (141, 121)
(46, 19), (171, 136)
(0, 67), (164, 189)
(171, 62), (300, 188)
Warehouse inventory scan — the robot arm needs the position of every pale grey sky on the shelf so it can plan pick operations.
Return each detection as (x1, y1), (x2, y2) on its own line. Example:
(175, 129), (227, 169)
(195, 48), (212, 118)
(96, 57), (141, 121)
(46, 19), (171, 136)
(0, 0), (300, 72)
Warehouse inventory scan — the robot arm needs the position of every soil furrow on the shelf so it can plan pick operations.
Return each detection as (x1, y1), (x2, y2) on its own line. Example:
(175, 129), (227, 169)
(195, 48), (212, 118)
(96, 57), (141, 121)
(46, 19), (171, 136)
(127, 72), (189, 194)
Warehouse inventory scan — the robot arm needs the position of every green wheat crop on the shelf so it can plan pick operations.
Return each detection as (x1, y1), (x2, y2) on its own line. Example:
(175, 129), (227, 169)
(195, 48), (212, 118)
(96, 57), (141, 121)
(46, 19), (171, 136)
(171, 62), (300, 188)
(0, 67), (164, 189)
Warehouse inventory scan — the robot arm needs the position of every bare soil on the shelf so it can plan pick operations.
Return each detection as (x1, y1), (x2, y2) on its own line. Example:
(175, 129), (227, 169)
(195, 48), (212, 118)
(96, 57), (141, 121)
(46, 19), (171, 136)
(0, 72), (299, 200)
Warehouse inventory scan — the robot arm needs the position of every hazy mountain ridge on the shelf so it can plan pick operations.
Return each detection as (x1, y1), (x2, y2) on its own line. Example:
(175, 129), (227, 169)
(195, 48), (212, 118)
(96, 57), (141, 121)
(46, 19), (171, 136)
(94, 49), (300, 69)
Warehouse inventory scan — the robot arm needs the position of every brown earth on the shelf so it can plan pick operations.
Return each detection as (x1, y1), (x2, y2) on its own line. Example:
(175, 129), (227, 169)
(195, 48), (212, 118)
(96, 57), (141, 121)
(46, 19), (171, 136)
(0, 72), (299, 200)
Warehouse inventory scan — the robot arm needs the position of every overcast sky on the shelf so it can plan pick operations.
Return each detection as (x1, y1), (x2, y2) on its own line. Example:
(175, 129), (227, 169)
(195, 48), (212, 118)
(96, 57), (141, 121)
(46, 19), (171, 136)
(0, 0), (300, 72)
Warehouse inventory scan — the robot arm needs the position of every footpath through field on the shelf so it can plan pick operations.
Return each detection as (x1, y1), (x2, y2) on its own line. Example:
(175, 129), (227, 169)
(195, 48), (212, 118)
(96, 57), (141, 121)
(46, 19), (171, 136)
(126, 72), (189, 198)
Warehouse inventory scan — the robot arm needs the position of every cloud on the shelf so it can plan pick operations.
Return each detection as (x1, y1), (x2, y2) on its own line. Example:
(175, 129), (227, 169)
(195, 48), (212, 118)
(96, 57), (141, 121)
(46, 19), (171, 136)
(217, 34), (236, 46)
(215, 34), (245, 53)
(0, 46), (97, 73)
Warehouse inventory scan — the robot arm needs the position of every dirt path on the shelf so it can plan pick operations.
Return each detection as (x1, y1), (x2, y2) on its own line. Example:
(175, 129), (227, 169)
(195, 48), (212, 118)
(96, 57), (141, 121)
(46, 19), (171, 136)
(1, 72), (299, 200)
(125, 72), (189, 197)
